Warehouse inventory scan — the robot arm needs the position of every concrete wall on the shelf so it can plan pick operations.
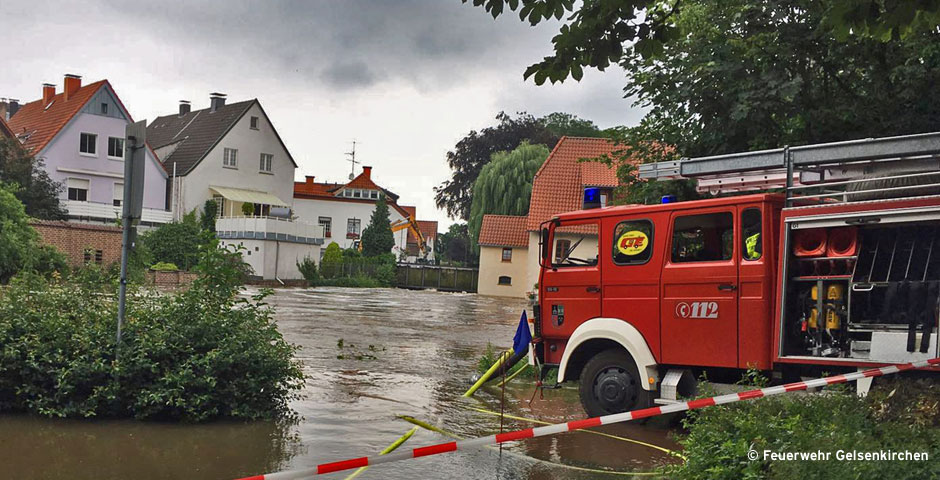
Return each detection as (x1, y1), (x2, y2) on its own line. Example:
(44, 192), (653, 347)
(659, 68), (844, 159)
(32, 220), (123, 267)
(40, 110), (167, 211)
(292, 196), (409, 254)
(219, 238), (320, 281)
(176, 102), (295, 215)
(477, 245), (530, 298)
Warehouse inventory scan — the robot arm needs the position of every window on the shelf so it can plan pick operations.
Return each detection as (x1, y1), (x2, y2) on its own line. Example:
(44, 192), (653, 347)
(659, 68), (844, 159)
(347, 218), (361, 238)
(319, 217), (332, 237)
(612, 219), (654, 265)
(83, 249), (92, 264)
(742, 208), (762, 261)
(67, 178), (89, 201)
(223, 148), (238, 168)
(100, 103), (108, 115)
(554, 239), (571, 263)
(353, 190), (361, 198)
(212, 195), (224, 218)
(502, 248), (513, 262)
(95, 250), (103, 264)
(250, 116), (259, 129)
(498, 276), (512, 286)
(370, 191), (378, 199)
(671, 212), (734, 263)
(113, 183), (123, 207)
(107, 137), (124, 158)
(79, 133), (97, 155)
(600, 193), (608, 208)
(259, 153), (273, 173)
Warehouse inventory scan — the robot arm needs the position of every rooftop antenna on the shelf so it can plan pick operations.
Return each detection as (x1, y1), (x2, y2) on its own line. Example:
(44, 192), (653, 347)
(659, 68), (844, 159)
(346, 140), (359, 180)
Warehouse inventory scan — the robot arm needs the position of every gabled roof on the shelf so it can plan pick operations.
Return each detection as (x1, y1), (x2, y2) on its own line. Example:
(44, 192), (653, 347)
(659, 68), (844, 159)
(479, 214), (529, 247)
(0, 116), (13, 139)
(408, 219), (438, 245)
(8, 80), (109, 153)
(524, 136), (623, 231)
(147, 99), (297, 175)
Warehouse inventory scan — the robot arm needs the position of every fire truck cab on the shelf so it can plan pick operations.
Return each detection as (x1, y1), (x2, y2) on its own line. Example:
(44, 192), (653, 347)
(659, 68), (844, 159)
(532, 132), (940, 417)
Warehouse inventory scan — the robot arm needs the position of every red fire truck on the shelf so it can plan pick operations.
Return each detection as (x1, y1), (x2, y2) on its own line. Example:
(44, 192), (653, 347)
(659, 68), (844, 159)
(531, 132), (940, 417)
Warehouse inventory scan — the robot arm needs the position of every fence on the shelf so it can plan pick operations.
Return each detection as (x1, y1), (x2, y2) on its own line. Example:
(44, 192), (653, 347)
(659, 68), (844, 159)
(396, 264), (478, 293)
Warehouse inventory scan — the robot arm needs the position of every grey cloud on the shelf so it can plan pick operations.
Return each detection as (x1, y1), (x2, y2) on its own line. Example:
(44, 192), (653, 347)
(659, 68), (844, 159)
(320, 60), (379, 90)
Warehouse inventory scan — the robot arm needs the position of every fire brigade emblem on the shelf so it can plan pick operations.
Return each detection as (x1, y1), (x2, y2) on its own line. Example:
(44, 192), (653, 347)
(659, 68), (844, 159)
(617, 231), (649, 256)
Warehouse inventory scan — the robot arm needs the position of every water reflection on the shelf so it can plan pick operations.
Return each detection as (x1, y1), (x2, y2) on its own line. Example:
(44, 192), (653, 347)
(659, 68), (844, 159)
(0, 287), (680, 479)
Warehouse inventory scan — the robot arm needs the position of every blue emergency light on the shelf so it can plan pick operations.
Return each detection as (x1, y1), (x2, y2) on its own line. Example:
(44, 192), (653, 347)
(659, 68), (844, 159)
(583, 188), (601, 209)
(661, 195), (676, 204)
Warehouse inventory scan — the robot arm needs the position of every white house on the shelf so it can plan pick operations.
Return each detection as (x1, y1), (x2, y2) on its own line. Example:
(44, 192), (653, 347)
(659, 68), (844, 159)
(293, 166), (437, 262)
(147, 95), (323, 280)
(7, 74), (171, 225)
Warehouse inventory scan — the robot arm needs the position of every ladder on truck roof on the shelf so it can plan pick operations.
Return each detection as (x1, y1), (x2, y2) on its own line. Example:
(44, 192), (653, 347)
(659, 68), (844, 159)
(639, 131), (940, 207)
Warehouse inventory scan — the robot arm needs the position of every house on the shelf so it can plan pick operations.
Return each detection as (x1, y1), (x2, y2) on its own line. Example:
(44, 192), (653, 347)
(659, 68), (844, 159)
(6, 75), (171, 225)
(293, 166), (437, 261)
(148, 95), (323, 281)
(476, 136), (624, 297)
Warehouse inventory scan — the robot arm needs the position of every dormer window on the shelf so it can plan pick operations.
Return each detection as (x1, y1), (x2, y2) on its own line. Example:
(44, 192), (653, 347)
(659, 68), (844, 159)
(101, 103), (109, 115)
(370, 191), (378, 199)
(250, 116), (259, 129)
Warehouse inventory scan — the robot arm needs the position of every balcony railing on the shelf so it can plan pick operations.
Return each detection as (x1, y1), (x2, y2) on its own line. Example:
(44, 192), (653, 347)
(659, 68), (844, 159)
(215, 216), (324, 244)
(64, 200), (173, 224)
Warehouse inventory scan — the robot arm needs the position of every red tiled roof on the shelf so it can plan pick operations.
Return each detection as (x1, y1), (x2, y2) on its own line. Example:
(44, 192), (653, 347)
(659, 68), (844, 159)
(0, 116), (14, 139)
(294, 180), (343, 197)
(479, 214), (529, 247)
(525, 136), (628, 231)
(294, 177), (413, 220)
(8, 80), (109, 154)
(345, 169), (382, 190)
(408, 219), (438, 244)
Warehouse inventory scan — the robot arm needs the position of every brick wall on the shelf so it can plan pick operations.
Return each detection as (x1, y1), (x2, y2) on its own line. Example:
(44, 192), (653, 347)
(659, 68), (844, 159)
(31, 221), (123, 267)
(146, 270), (198, 289)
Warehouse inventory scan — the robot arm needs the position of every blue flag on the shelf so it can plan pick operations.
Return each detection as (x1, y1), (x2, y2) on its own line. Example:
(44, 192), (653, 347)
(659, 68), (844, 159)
(512, 310), (532, 356)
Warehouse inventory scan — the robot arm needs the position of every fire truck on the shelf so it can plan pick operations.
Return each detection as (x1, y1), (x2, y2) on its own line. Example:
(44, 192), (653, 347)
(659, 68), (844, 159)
(530, 132), (940, 417)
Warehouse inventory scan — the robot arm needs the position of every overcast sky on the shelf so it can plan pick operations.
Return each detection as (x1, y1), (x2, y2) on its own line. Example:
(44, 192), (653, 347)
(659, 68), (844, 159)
(2, 0), (644, 229)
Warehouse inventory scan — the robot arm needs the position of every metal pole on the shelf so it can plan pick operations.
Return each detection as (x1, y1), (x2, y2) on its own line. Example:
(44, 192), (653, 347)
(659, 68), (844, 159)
(117, 120), (147, 356)
(117, 215), (131, 349)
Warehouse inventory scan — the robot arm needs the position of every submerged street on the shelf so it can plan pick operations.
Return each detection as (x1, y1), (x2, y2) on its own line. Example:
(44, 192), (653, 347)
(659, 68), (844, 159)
(0, 287), (679, 479)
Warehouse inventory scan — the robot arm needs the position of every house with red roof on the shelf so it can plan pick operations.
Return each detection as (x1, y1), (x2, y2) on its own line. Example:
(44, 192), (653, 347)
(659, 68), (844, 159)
(477, 136), (626, 297)
(294, 166), (438, 261)
(7, 74), (171, 225)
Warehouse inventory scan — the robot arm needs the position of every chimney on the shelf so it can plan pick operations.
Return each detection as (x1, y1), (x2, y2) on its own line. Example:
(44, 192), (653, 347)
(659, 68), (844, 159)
(362, 166), (372, 178)
(42, 83), (56, 107)
(179, 100), (191, 115)
(209, 92), (227, 112)
(8, 99), (19, 118)
(305, 175), (315, 185)
(63, 74), (82, 100)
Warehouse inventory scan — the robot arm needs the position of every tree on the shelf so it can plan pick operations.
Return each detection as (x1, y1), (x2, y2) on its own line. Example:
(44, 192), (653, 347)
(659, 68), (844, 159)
(467, 142), (550, 244)
(0, 137), (67, 220)
(436, 223), (473, 266)
(466, 0), (940, 85)
(201, 199), (218, 232)
(360, 195), (395, 257)
(139, 211), (204, 270)
(0, 183), (39, 283)
(541, 112), (602, 138)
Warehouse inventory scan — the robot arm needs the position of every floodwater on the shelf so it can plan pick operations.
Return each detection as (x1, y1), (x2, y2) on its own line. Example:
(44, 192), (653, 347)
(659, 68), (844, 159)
(0, 287), (680, 479)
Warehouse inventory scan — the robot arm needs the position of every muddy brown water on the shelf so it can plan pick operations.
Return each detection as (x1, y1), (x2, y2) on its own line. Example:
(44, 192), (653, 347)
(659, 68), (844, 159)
(0, 287), (680, 479)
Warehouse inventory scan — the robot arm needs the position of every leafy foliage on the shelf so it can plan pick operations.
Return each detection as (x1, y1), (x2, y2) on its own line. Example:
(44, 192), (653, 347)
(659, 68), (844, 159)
(0, 137), (67, 220)
(139, 211), (205, 270)
(466, 0), (940, 85)
(435, 223), (474, 266)
(297, 256), (319, 284)
(360, 195), (395, 257)
(149, 262), (179, 272)
(671, 379), (940, 479)
(468, 142), (549, 244)
(241, 202), (256, 216)
(200, 199), (218, 232)
(0, 238), (304, 421)
(0, 184), (68, 283)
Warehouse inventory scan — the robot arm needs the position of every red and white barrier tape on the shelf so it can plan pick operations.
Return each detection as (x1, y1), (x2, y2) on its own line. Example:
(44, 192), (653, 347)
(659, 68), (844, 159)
(236, 357), (939, 480)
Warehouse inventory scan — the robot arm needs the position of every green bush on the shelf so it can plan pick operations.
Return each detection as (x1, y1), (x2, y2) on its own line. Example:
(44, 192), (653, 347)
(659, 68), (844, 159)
(669, 378), (940, 479)
(149, 262), (179, 272)
(0, 238), (303, 421)
(139, 211), (205, 270)
(297, 256), (319, 285)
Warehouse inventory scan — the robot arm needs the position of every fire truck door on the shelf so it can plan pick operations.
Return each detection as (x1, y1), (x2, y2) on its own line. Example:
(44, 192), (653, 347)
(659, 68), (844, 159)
(661, 209), (739, 368)
(541, 222), (602, 354)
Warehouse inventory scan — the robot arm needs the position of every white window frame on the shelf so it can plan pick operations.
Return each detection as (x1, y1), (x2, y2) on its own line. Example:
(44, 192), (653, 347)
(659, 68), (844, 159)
(79, 133), (97, 157)
(67, 177), (90, 202)
(107, 137), (124, 160)
(113, 182), (123, 207)
(259, 153), (273, 173)
(223, 148), (238, 168)
(347, 218), (361, 237)
(318, 216), (332, 238)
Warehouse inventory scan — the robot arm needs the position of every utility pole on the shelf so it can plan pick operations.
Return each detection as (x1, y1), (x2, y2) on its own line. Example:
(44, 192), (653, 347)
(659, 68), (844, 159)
(117, 120), (147, 356)
(346, 139), (359, 180)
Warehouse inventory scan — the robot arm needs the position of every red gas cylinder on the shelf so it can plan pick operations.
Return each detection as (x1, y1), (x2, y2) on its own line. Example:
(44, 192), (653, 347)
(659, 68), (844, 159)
(794, 229), (828, 257)
(827, 227), (859, 257)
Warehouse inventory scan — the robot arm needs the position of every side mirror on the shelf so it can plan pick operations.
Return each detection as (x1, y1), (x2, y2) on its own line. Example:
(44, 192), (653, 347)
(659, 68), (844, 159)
(540, 227), (550, 261)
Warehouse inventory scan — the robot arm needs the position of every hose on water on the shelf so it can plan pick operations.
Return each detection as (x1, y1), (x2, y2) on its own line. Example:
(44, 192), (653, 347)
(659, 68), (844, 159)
(463, 349), (513, 397)
(397, 415), (665, 477)
(342, 426), (420, 480)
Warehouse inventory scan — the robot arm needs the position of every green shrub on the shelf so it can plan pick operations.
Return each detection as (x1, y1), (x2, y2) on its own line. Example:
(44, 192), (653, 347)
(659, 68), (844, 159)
(241, 202), (255, 216)
(0, 238), (303, 421)
(139, 211), (205, 270)
(149, 262), (179, 272)
(297, 256), (319, 285)
(669, 379), (940, 479)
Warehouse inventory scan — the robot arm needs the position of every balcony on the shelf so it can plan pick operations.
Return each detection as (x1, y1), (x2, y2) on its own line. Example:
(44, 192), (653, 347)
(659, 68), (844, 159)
(215, 216), (324, 245)
(64, 200), (173, 224)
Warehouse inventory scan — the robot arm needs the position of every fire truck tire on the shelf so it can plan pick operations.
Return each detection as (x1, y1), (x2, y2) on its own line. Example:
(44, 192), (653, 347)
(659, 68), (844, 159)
(579, 348), (652, 418)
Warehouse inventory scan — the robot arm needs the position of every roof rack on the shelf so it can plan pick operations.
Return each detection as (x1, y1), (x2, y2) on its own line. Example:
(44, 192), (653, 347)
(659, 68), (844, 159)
(639, 131), (940, 207)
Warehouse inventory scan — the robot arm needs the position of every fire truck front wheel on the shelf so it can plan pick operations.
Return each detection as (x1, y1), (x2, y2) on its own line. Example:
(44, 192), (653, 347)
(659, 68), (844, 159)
(579, 349), (651, 418)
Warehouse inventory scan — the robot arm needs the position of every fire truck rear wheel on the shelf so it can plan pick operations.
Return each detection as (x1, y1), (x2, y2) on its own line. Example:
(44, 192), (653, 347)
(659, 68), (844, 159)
(579, 349), (651, 418)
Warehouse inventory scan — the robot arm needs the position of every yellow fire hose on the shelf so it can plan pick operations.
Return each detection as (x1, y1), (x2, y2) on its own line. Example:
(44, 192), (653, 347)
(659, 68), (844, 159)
(495, 362), (529, 387)
(397, 415), (666, 477)
(342, 426), (420, 480)
(463, 349), (513, 397)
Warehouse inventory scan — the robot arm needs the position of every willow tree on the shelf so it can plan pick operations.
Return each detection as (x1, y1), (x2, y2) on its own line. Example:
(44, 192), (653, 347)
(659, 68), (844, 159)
(468, 141), (550, 246)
